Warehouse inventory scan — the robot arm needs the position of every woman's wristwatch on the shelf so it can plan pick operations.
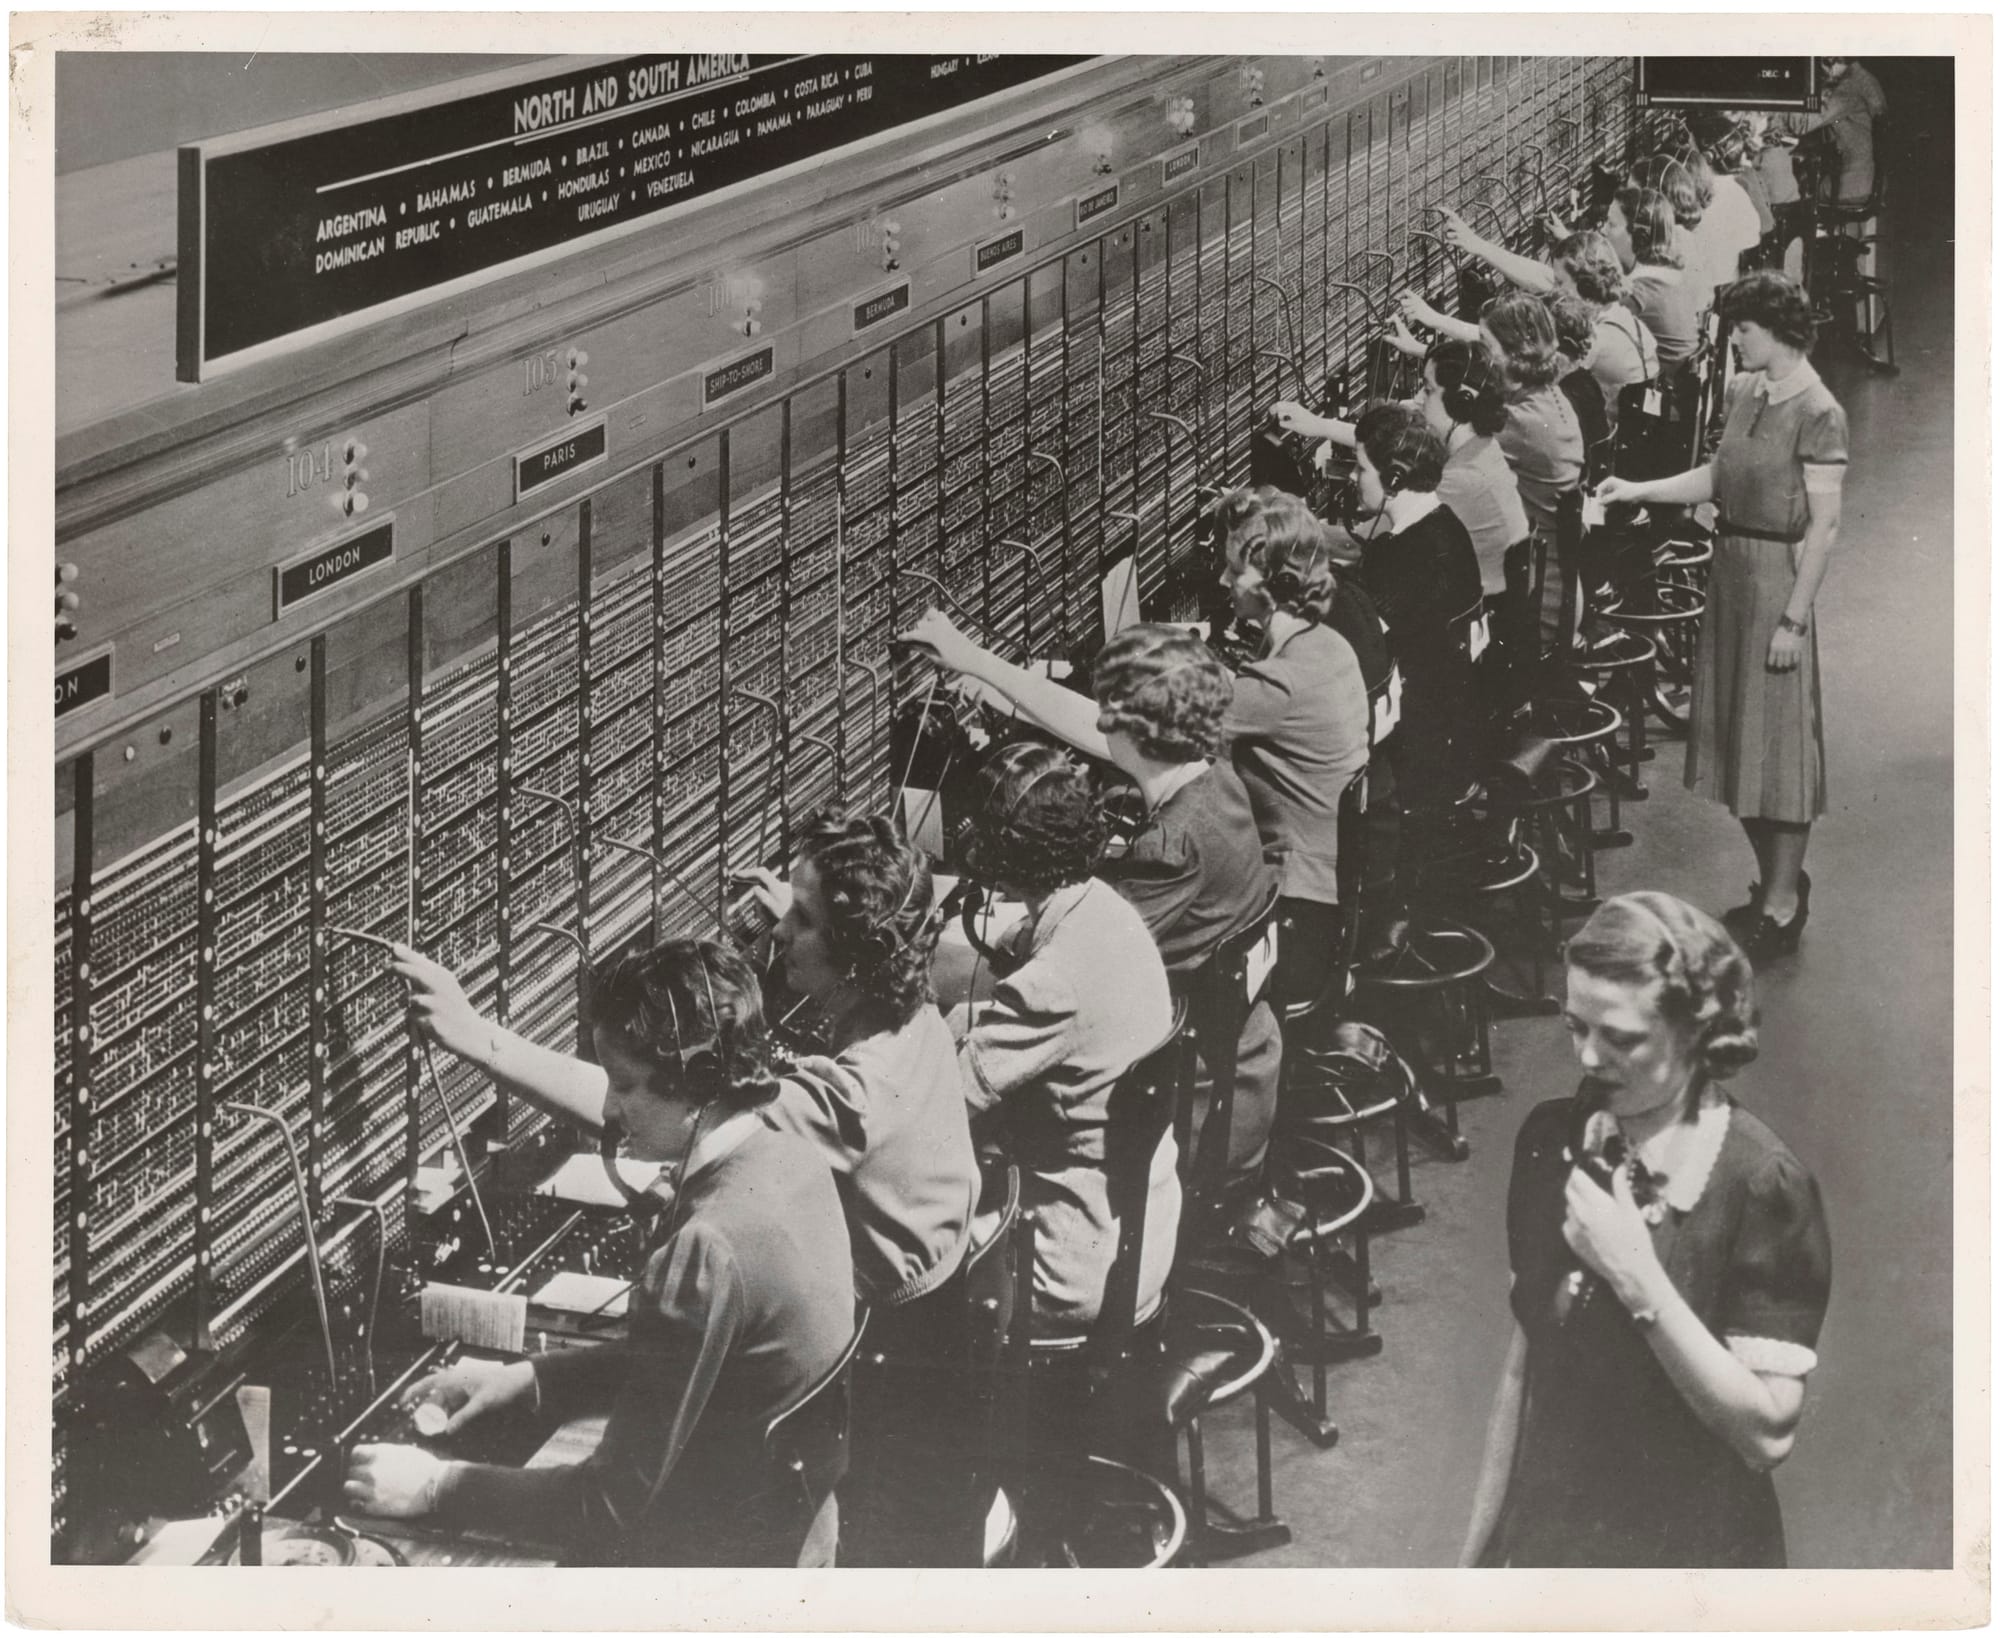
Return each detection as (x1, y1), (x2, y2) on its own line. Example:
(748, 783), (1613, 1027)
(1777, 614), (1809, 636)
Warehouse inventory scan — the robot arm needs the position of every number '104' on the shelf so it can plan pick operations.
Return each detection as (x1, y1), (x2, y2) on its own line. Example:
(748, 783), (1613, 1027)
(285, 444), (336, 497)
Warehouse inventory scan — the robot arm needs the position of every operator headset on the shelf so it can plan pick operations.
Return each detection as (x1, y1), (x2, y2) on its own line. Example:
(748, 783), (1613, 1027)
(1434, 339), (1502, 430)
(598, 949), (726, 1229)
(1349, 411), (1433, 545)
(952, 745), (1082, 984)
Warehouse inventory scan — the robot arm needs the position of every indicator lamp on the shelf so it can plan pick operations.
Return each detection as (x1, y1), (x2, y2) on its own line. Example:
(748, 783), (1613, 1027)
(566, 348), (591, 415)
(340, 439), (370, 518)
(55, 563), (81, 643)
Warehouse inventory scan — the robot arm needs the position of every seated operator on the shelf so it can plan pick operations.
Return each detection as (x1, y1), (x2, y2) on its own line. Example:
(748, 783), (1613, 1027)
(391, 805), (979, 1336)
(902, 614), (1281, 1207)
(344, 940), (855, 1567)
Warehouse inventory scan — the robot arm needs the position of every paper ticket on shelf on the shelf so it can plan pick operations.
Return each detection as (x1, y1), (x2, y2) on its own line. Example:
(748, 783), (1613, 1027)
(531, 1271), (631, 1319)
(419, 1283), (528, 1352)
(535, 1152), (662, 1208)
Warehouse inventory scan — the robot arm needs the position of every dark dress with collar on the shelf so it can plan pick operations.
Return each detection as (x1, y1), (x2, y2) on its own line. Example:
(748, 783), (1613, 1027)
(1489, 1094), (1833, 1568)
(1360, 505), (1485, 811)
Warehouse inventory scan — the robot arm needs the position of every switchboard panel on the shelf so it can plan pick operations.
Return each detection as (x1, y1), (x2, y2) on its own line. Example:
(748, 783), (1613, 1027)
(52, 54), (1640, 1555)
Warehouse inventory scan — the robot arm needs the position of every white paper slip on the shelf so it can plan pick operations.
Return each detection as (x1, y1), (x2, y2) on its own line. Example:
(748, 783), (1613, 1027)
(531, 1271), (631, 1318)
(535, 1152), (662, 1208)
(419, 1283), (528, 1352)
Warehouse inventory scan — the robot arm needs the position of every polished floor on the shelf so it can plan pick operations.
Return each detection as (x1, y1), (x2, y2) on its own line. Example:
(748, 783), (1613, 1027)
(1198, 125), (1958, 1569)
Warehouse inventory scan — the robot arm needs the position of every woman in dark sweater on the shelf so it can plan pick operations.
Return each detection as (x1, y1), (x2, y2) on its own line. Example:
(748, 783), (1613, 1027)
(346, 942), (856, 1566)
(1350, 402), (1487, 813)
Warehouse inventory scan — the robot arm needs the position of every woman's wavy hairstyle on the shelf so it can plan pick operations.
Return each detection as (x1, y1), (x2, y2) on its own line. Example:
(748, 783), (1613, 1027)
(1565, 892), (1759, 1083)
(1614, 186), (1684, 269)
(1355, 400), (1448, 491)
(591, 939), (782, 1110)
(1426, 337), (1510, 437)
(1480, 290), (1562, 391)
(963, 740), (1106, 895)
(1218, 486), (1339, 623)
(1091, 623), (1234, 765)
(1545, 293), (1599, 364)
(1629, 150), (1709, 225)
(1715, 269), (1819, 352)
(1552, 230), (1627, 308)
(795, 806), (938, 1025)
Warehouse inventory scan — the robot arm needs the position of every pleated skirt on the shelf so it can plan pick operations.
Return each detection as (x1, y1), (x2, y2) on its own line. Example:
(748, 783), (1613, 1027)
(1684, 534), (1827, 823)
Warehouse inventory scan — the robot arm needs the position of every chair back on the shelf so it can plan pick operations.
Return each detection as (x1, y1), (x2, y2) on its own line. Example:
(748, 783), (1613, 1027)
(1180, 887), (1284, 1212)
(1009, 1002), (1188, 1363)
(962, 1160), (1022, 1371)
(1279, 767), (1373, 1025)
(1613, 367), (1704, 483)
(763, 1311), (869, 1566)
(1097, 1001), (1191, 1349)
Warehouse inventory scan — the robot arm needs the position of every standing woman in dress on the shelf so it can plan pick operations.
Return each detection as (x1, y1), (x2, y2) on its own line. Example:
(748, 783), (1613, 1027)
(1461, 892), (1832, 1568)
(1598, 272), (1846, 958)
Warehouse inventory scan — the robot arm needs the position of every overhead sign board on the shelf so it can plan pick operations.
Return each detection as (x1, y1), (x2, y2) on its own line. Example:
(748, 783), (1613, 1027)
(177, 53), (1092, 379)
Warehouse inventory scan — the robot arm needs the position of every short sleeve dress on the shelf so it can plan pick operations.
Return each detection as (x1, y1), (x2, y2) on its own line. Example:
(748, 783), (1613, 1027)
(1687, 363), (1849, 823)
(1487, 1093), (1833, 1568)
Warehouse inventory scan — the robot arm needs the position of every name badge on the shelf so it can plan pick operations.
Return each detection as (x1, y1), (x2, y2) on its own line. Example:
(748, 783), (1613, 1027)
(1244, 920), (1280, 1005)
(1374, 667), (1404, 743)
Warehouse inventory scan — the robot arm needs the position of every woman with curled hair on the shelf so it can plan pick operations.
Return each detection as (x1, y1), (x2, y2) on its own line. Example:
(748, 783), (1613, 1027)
(907, 500), (1371, 1011)
(1414, 222), (1661, 432)
(1629, 150), (1713, 310)
(1681, 114), (1768, 298)
(1546, 293), (1611, 456)
(392, 818), (978, 1322)
(1270, 340), (1528, 599)
(736, 806), (979, 1323)
(1598, 272), (1846, 959)
(1475, 292), (1587, 545)
(353, 940), (856, 1566)
(906, 621), (1281, 1194)
(1462, 892), (1832, 1568)
(1349, 402), (1487, 812)
(1605, 186), (1700, 367)
(948, 741), (1177, 1334)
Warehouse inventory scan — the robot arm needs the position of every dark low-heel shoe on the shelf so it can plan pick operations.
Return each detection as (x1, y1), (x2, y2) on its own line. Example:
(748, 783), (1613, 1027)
(1742, 887), (1810, 961)
(1721, 882), (1763, 934)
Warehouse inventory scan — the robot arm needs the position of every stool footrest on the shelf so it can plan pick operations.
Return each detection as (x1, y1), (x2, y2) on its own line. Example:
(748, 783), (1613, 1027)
(1266, 1368), (1341, 1448)
(1364, 1198), (1427, 1234)
(1408, 1107), (1472, 1162)
(1293, 1329), (1386, 1365)
(1194, 1515), (1294, 1562)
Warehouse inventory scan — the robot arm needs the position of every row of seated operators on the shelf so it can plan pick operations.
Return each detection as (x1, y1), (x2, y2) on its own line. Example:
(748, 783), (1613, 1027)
(323, 102), (1841, 1567)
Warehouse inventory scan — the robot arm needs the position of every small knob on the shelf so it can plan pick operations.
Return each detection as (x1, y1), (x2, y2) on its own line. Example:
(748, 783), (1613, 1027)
(57, 563), (79, 584)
